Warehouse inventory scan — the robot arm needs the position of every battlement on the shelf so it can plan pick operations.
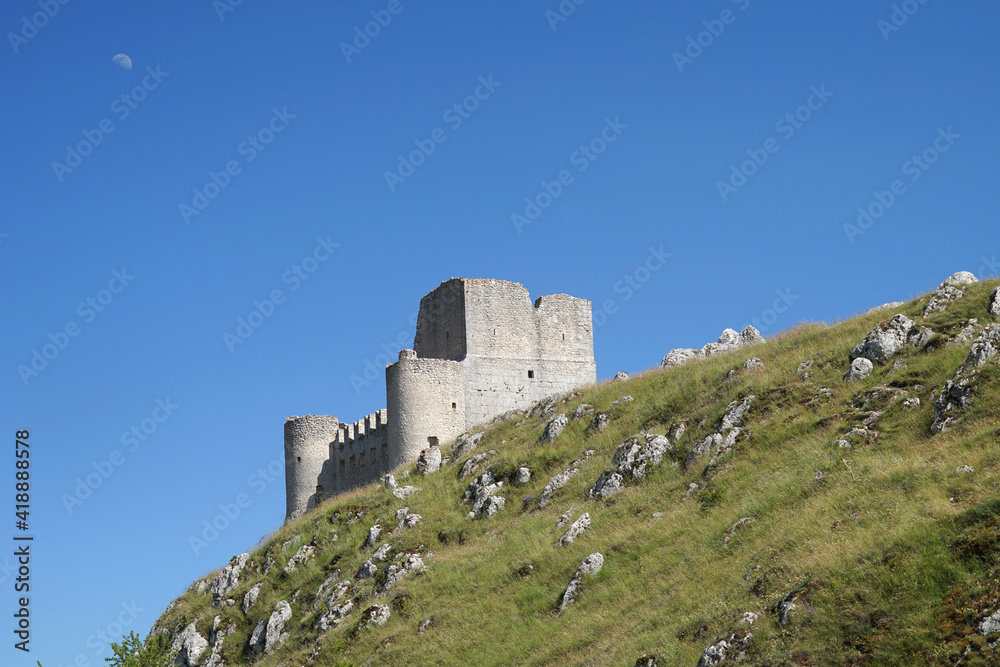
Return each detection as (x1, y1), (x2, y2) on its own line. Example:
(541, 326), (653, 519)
(284, 278), (596, 522)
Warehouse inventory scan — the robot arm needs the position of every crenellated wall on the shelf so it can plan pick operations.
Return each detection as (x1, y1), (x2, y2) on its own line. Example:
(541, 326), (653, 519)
(284, 278), (596, 522)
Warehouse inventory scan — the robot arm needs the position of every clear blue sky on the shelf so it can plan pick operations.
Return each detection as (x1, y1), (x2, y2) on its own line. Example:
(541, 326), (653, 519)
(2, 1), (998, 664)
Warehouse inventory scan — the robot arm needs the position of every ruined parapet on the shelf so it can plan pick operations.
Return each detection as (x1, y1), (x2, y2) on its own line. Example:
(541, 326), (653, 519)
(387, 349), (465, 467)
(284, 414), (340, 522)
(330, 409), (390, 495)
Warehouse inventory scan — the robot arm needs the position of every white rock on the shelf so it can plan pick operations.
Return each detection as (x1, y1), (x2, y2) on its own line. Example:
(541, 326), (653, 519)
(925, 272), (977, 315)
(416, 446), (442, 475)
(210, 553), (249, 607)
(743, 357), (764, 371)
(614, 371), (629, 381)
(514, 467), (532, 485)
(844, 357), (873, 383)
(383, 474), (397, 490)
(392, 485), (421, 500)
(578, 552), (604, 575)
(358, 604), (390, 630)
(662, 348), (703, 367)
(372, 543), (392, 562)
(610, 395), (634, 406)
(284, 544), (315, 573)
(242, 583), (262, 614)
(980, 610), (1000, 635)
(851, 314), (914, 364)
(366, 523), (382, 548)
(990, 287), (1000, 317)
(544, 414), (568, 442)
(720, 396), (754, 431)
(902, 397), (920, 408)
(587, 470), (625, 499)
(556, 513), (591, 547)
(536, 469), (578, 509)
(172, 622), (209, 667)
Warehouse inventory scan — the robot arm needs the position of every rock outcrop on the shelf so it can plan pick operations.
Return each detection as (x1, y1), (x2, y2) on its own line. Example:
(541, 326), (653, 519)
(924, 271), (977, 316)
(558, 553), (604, 612)
(210, 553), (249, 607)
(249, 601), (291, 655)
(851, 314), (914, 364)
(662, 326), (765, 369)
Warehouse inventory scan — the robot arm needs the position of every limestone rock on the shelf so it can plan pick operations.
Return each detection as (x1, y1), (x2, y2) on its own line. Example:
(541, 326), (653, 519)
(686, 434), (723, 468)
(536, 469), (578, 509)
(558, 553), (604, 612)
(948, 319), (980, 348)
(796, 359), (814, 374)
(372, 543), (392, 562)
(392, 485), (421, 500)
(356, 604), (390, 633)
(932, 324), (1000, 433)
(743, 357), (764, 371)
(357, 559), (378, 580)
(723, 517), (755, 546)
(774, 589), (805, 625)
(242, 583), (262, 614)
(210, 552), (249, 607)
(460, 452), (490, 479)
(612, 434), (670, 481)
(907, 326), (934, 349)
(844, 357), (873, 383)
(661, 348), (703, 368)
(556, 509), (574, 528)
(695, 614), (756, 667)
(544, 414), (568, 442)
(416, 446), (441, 475)
(514, 467), (532, 485)
(635, 654), (658, 667)
(450, 432), (484, 460)
(902, 397), (920, 408)
(586, 470), (625, 499)
(464, 472), (505, 518)
(720, 396), (754, 431)
(249, 601), (291, 655)
(556, 513), (591, 547)
(380, 554), (426, 591)
(366, 523), (382, 548)
(284, 543), (316, 573)
(571, 403), (594, 420)
(383, 474), (397, 491)
(867, 301), (905, 314)
(614, 371), (629, 381)
(611, 395), (634, 406)
(707, 428), (742, 467)
(585, 411), (610, 435)
(172, 622), (209, 667)
(851, 314), (914, 364)
(667, 422), (686, 444)
(924, 271), (977, 316)
(980, 610), (1000, 635)
(316, 599), (354, 633)
(990, 287), (1000, 318)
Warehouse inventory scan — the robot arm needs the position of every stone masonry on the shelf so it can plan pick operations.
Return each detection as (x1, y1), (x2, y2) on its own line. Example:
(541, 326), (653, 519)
(284, 278), (596, 521)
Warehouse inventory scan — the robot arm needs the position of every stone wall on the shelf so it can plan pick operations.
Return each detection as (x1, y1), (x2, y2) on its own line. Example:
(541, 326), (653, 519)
(325, 410), (391, 497)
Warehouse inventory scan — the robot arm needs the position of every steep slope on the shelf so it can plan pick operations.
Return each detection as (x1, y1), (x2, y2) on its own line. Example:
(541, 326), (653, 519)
(153, 276), (1000, 666)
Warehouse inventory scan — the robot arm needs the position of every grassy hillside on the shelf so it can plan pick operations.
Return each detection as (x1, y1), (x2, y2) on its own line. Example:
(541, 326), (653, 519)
(154, 278), (1000, 666)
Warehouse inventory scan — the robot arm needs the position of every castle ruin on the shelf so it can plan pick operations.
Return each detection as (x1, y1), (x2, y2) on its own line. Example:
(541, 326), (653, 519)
(284, 278), (596, 521)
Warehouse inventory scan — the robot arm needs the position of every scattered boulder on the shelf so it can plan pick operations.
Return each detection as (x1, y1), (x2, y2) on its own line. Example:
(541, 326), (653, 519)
(990, 287), (1000, 318)
(556, 513), (591, 547)
(544, 414), (569, 442)
(372, 544), (392, 562)
(171, 622), (209, 667)
(661, 347), (702, 368)
(571, 403), (594, 420)
(556, 509), (575, 528)
(210, 552), (249, 607)
(612, 434), (670, 480)
(948, 319), (980, 348)
(391, 485), (421, 500)
(611, 395), (634, 406)
(957, 465), (974, 474)
(380, 554), (426, 591)
(514, 467), (532, 485)
(586, 471), (625, 499)
(695, 613), (756, 667)
(536, 469), (578, 509)
(416, 446), (441, 475)
(703, 327), (761, 357)
(980, 610), (1000, 635)
(464, 472), (506, 518)
(686, 434), (723, 468)
(316, 599), (354, 633)
(366, 523), (382, 549)
(667, 422), (687, 444)
(720, 396), (754, 431)
(902, 397), (921, 408)
(723, 517), (755, 546)
(932, 324), (1000, 433)
(907, 326), (934, 349)
(867, 301), (905, 314)
(357, 559), (378, 580)
(635, 654), (658, 667)
(242, 583), (262, 614)
(707, 428), (743, 468)
(682, 483), (699, 501)
(585, 411), (610, 435)
(743, 357), (764, 371)
(354, 604), (390, 635)
(249, 601), (292, 655)
(383, 474), (397, 491)
(558, 553), (604, 612)
(774, 589), (806, 625)
(284, 543), (316, 574)
(851, 314), (914, 364)
(450, 432), (484, 460)
(614, 371), (629, 381)
(460, 452), (492, 479)
(924, 271), (977, 316)
(844, 357), (873, 383)
(796, 359), (814, 374)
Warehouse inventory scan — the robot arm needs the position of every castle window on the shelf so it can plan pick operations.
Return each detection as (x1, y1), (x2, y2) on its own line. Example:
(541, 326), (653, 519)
(452, 402), (457, 411)
(445, 330), (450, 341)
(350, 455), (356, 468)
(493, 328), (496, 335)
(371, 446), (377, 461)
(428, 436), (439, 447)
(339, 459), (345, 474)
(382, 442), (388, 459)
(360, 451), (366, 465)
(528, 370), (535, 379)
(562, 333), (565, 341)
(296, 457), (301, 464)
(316, 485), (324, 503)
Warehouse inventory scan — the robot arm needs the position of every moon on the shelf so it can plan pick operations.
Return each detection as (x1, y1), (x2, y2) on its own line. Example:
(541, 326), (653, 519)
(112, 54), (132, 71)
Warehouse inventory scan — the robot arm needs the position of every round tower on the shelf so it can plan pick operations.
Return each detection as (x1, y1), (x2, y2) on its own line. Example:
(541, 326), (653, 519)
(284, 414), (339, 522)
(386, 349), (465, 468)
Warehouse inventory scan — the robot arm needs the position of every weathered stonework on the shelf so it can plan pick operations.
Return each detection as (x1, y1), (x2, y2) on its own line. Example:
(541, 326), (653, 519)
(284, 278), (596, 521)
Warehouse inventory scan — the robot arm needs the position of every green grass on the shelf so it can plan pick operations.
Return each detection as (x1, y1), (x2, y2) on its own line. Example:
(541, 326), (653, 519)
(153, 279), (1000, 666)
